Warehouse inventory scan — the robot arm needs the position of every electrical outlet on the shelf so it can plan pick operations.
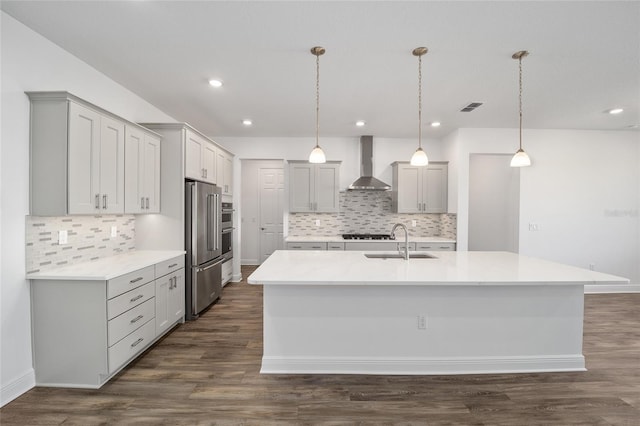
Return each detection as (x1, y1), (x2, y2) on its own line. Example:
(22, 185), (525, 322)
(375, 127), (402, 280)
(589, 263), (595, 271)
(411, 220), (417, 227)
(110, 226), (118, 238)
(58, 230), (68, 245)
(417, 314), (427, 330)
(528, 223), (540, 231)
(315, 219), (321, 227)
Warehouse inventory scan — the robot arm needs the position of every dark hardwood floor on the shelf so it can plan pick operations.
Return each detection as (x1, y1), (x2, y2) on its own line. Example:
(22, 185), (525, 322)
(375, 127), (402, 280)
(2, 265), (639, 425)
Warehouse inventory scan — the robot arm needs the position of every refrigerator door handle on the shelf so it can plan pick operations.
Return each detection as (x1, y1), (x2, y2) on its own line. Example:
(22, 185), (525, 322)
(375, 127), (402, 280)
(215, 193), (220, 251)
(207, 193), (217, 252)
(191, 184), (198, 266)
(195, 257), (225, 273)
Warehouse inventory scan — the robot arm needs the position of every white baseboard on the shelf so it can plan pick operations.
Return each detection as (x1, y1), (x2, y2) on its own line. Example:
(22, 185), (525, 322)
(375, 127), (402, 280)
(260, 355), (586, 375)
(231, 272), (242, 282)
(585, 283), (640, 294)
(1, 369), (35, 407)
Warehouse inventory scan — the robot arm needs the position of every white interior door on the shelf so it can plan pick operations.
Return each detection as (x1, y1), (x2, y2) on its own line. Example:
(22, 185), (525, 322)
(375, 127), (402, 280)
(259, 168), (285, 263)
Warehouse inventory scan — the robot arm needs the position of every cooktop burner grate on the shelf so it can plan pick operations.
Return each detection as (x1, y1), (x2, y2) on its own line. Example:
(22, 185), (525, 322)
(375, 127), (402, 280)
(341, 233), (395, 240)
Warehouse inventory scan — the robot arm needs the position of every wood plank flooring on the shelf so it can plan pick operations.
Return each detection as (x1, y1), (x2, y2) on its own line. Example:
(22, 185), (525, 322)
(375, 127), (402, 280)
(2, 265), (639, 425)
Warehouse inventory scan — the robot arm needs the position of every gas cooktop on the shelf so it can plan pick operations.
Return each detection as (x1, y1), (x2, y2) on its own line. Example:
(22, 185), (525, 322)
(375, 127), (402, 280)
(341, 233), (395, 240)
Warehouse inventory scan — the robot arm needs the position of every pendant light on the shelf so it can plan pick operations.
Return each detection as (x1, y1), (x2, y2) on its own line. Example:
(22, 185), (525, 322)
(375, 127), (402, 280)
(308, 46), (327, 164)
(410, 47), (429, 167)
(510, 50), (532, 167)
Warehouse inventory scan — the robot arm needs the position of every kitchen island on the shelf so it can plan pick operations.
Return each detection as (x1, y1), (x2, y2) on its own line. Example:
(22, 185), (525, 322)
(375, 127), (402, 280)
(248, 250), (628, 375)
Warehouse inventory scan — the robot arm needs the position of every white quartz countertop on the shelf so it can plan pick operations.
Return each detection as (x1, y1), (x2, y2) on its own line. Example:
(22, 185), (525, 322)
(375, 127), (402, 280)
(285, 235), (456, 243)
(248, 250), (628, 286)
(27, 250), (186, 281)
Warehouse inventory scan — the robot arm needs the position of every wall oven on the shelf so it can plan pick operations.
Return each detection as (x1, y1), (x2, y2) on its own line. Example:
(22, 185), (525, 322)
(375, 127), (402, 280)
(221, 202), (233, 259)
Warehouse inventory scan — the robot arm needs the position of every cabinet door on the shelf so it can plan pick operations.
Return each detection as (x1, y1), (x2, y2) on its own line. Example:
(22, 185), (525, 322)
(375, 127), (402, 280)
(396, 165), (422, 213)
(68, 102), (101, 214)
(216, 150), (225, 190)
(202, 142), (217, 184)
(289, 163), (314, 212)
(223, 154), (233, 195)
(124, 126), (144, 213)
(424, 163), (448, 213)
(99, 115), (125, 214)
(169, 269), (185, 323)
(155, 275), (171, 336)
(143, 134), (161, 213)
(315, 163), (340, 212)
(185, 130), (204, 180)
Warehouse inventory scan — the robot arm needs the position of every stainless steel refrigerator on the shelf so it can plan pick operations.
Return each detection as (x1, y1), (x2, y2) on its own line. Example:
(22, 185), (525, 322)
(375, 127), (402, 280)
(185, 181), (224, 320)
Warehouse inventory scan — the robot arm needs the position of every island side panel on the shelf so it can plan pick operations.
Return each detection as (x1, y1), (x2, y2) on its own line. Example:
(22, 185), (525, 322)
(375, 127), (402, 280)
(261, 283), (585, 375)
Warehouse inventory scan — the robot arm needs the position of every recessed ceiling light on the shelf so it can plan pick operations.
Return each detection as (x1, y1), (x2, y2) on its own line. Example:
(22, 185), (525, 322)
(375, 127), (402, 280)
(242, 119), (253, 126)
(608, 108), (624, 114)
(208, 79), (223, 88)
(430, 122), (441, 127)
(355, 120), (366, 127)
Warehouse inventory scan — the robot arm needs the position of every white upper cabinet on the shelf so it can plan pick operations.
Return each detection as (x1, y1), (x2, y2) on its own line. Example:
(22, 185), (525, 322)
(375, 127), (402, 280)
(392, 162), (448, 214)
(28, 92), (160, 216)
(125, 125), (161, 214)
(185, 129), (216, 184)
(289, 161), (340, 213)
(216, 149), (234, 196)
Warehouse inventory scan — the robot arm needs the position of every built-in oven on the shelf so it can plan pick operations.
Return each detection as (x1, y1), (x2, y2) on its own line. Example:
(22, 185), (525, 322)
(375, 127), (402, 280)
(221, 202), (233, 259)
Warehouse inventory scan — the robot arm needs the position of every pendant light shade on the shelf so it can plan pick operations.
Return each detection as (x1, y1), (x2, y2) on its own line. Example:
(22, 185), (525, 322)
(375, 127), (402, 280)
(410, 147), (429, 166)
(309, 145), (326, 163)
(410, 47), (429, 167)
(309, 46), (326, 164)
(510, 50), (531, 168)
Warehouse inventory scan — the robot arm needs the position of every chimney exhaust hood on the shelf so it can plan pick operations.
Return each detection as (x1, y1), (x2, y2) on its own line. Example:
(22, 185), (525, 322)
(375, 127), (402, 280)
(348, 136), (391, 191)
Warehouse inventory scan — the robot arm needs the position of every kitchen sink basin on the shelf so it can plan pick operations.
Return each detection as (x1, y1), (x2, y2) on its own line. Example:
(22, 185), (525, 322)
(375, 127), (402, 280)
(364, 253), (437, 259)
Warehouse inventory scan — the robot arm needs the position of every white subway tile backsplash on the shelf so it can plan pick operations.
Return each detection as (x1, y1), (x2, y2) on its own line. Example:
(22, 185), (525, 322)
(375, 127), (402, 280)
(25, 215), (135, 274)
(289, 190), (457, 238)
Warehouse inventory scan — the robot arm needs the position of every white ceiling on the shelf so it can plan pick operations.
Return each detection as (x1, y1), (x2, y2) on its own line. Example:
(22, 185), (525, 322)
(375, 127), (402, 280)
(2, 1), (639, 139)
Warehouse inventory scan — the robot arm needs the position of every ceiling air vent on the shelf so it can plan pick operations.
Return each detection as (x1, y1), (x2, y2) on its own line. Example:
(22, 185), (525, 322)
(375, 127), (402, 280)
(460, 102), (483, 112)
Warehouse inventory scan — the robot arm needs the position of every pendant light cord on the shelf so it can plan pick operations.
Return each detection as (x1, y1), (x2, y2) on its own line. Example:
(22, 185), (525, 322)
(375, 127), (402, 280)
(418, 53), (423, 150)
(519, 56), (523, 150)
(316, 52), (320, 148)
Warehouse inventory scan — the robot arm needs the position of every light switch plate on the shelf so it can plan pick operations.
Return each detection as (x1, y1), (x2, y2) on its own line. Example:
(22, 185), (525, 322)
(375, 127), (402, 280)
(110, 226), (117, 238)
(58, 230), (68, 245)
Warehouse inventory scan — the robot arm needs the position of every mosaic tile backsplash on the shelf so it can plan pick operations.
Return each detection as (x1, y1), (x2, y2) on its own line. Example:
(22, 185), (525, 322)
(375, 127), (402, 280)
(289, 190), (457, 238)
(26, 215), (135, 274)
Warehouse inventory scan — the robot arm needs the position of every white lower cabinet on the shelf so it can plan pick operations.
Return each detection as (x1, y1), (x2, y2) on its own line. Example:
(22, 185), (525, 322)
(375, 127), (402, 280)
(31, 255), (185, 388)
(222, 259), (233, 286)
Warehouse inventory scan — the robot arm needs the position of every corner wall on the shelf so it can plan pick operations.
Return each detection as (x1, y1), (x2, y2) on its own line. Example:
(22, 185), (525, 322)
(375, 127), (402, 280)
(0, 12), (175, 406)
(449, 128), (639, 285)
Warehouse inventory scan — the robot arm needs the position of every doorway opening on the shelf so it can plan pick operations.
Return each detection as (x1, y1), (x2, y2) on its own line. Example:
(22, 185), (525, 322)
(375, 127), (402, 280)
(468, 154), (520, 252)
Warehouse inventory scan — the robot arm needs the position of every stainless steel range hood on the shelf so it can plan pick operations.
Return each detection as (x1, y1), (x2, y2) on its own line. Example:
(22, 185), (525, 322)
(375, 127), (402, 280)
(348, 135), (391, 191)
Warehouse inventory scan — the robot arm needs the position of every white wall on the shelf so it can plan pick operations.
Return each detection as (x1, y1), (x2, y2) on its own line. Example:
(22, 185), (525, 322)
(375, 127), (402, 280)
(0, 12), (175, 406)
(449, 128), (639, 284)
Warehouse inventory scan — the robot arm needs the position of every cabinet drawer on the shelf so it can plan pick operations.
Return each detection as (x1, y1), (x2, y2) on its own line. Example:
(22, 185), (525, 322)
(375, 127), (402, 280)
(416, 243), (456, 251)
(108, 266), (155, 299)
(107, 281), (155, 320)
(286, 242), (328, 250)
(108, 298), (155, 346)
(327, 243), (345, 250)
(108, 318), (155, 374)
(156, 256), (185, 278)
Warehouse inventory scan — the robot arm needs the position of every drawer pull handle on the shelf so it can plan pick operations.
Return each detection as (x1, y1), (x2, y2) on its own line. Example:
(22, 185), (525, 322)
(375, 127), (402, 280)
(130, 294), (144, 303)
(439, 246), (449, 249)
(130, 315), (144, 324)
(129, 277), (143, 284)
(131, 337), (144, 348)
(168, 263), (178, 268)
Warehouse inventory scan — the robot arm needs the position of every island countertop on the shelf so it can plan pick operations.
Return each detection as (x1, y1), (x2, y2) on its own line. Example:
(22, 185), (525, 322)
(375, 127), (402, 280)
(248, 250), (628, 286)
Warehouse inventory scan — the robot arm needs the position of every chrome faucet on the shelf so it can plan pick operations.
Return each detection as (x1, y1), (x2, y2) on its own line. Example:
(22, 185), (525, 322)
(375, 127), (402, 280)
(390, 223), (409, 260)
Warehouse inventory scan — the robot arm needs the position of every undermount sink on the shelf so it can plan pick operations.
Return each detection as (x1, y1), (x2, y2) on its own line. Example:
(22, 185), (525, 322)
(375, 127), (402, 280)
(364, 253), (437, 260)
